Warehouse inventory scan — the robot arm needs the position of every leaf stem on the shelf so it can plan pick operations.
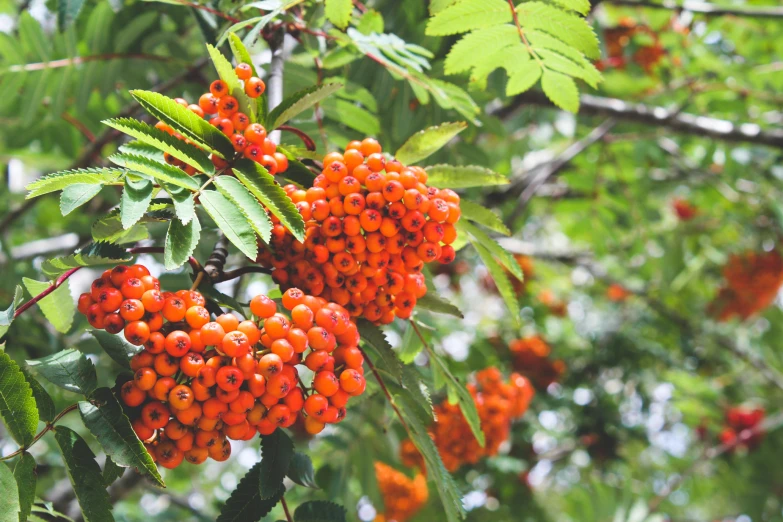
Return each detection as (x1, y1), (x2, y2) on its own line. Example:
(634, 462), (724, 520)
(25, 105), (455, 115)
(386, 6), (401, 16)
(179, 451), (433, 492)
(281, 495), (293, 522)
(0, 403), (79, 461)
(506, 0), (543, 65)
(13, 267), (82, 319)
(358, 346), (414, 440)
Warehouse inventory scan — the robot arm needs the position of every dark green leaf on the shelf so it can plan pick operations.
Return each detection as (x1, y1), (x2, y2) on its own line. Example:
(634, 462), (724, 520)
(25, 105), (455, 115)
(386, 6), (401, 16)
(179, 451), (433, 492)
(57, 0), (85, 31)
(216, 462), (283, 522)
(27, 349), (97, 396)
(214, 176), (272, 244)
(357, 320), (401, 382)
(164, 215), (201, 270)
(102, 456), (124, 486)
(459, 221), (523, 281)
(164, 185), (196, 225)
(21, 368), (54, 423)
(120, 179), (154, 230)
(472, 240), (520, 325)
(287, 453), (318, 489)
(199, 191), (258, 260)
(259, 429), (294, 499)
(89, 330), (141, 369)
(266, 83), (343, 131)
(60, 184), (102, 216)
(41, 242), (133, 276)
(13, 452), (36, 522)
(416, 293), (463, 318)
(53, 427), (115, 522)
(0, 350), (39, 446)
(21, 278), (75, 334)
(395, 122), (467, 165)
(293, 501), (347, 522)
(400, 364), (434, 423)
(78, 388), (164, 486)
(0, 461), (20, 522)
(111, 153), (200, 191)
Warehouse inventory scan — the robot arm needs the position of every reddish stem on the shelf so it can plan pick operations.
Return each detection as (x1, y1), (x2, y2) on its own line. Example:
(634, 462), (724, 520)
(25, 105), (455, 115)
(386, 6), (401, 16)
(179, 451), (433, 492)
(278, 125), (317, 151)
(14, 267), (81, 319)
(61, 113), (96, 142)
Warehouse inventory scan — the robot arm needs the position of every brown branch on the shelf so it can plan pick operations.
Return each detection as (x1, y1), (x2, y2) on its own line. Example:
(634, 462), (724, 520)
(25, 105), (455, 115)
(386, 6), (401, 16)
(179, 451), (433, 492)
(0, 404), (79, 461)
(216, 265), (273, 281)
(603, 0), (783, 18)
(7, 53), (176, 73)
(281, 496), (294, 522)
(494, 91), (783, 149)
(278, 125), (316, 151)
(61, 113), (96, 142)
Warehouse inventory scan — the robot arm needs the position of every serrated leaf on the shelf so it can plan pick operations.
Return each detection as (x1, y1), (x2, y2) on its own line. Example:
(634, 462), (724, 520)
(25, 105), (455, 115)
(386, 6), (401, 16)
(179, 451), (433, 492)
(321, 99), (379, 135)
(89, 330), (141, 369)
(459, 221), (523, 281)
(199, 191), (258, 260)
(0, 287), (23, 339)
(0, 351), (39, 446)
(216, 462), (283, 522)
(21, 368), (54, 423)
(112, 153), (200, 191)
(506, 61), (543, 96)
(27, 349), (97, 396)
(527, 30), (601, 87)
(325, 0), (352, 29)
(130, 90), (234, 159)
(228, 33), (258, 76)
(398, 323), (423, 365)
(164, 215), (201, 270)
(287, 453), (318, 489)
(395, 122), (467, 165)
(198, 282), (247, 315)
(14, 452), (36, 522)
(92, 204), (171, 244)
(57, 0), (85, 31)
(460, 200), (510, 235)
(54, 427), (115, 522)
(214, 176), (272, 243)
(266, 83), (343, 131)
(517, 2), (599, 59)
(275, 146), (316, 187)
(426, 0), (511, 36)
(233, 159), (305, 242)
(357, 320), (402, 382)
(79, 388), (164, 486)
(103, 118), (214, 174)
(120, 179), (154, 230)
(60, 184), (103, 216)
(0, 461), (20, 522)
(164, 185), (196, 225)
(444, 25), (519, 75)
(546, 0), (590, 14)
(41, 242), (133, 276)
(472, 240), (520, 324)
(395, 393), (464, 522)
(102, 456), (125, 486)
(416, 293), (464, 318)
(294, 501), (346, 522)
(259, 429), (294, 499)
(21, 278), (74, 334)
(206, 44), (256, 122)
(541, 68), (580, 113)
(26, 168), (125, 199)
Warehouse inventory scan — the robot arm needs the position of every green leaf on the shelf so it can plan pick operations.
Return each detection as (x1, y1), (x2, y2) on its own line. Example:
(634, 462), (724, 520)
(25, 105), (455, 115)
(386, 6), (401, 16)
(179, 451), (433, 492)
(395, 122), (467, 165)
(546, 0), (590, 14)
(41, 242), (133, 276)
(21, 368), (54, 423)
(26, 168), (125, 199)
(400, 364), (434, 423)
(92, 205), (171, 244)
(517, 2), (599, 59)
(266, 83), (343, 131)
(0, 461), (20, 522)
(0, 350), (39, 446)
(27, 349), (97, 396)
(356, 320), (401, 382)
(398, 323), (423, 365)
(540, 68), (580, 113)
(460, 200), (510, 235)
(233, 159), (305, 242)
(427, 346), (484, 446)
(472, 240), (520, 325)
(199, 191), (258, 260)
(426, 0), (511, 36)
(321, 99), (379, 135)
(206, 44), (256, 122)
(325, 0), (352, 29)
(130, 90), (235, 159)
(0, 287), (23, 339)
(78, 388), (164, 487)
(459, 221), (523, 281)
(53, 427), (115, 522)
(103, 118), (214, 174)
(111, 153), (200, 191)
(164, 185), (196, 225)
(275, 146), (316, 187)
(444, 25), (518, 75)
(102, 456), (125, 486)
(506, 61), (543, 96)
(120, 179), (154, 230)
(228, 33), (258, 76)
(14, 452), (36, 522)
(416, 293), (463, 318)
(21, 278), (75, 334)
(57, 0), (85, 31)
(259, 429), (294, 499)
(216, 464), (283, 522)
(60, 184), (103, 216)
(164, 216), (201, 270)
(89, 330), (141, 369)
(294, 501), (346, 522)
(214, 176), (273, 244)
(527, 30), (601, 87)
(287, 452), (318, 489)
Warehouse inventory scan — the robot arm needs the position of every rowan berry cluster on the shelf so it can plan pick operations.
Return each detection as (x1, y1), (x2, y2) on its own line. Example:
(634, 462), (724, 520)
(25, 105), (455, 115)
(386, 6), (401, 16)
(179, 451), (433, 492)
(155, 62), (290, 176)
(79, 266), (365, 468)
(256, 138), (460, 324)
(509, 336), (565, 389)
(710, 250), (783, 321)
(719, 406), (765, 452)
(373, 462), (428, 522)
(401, 368), (534, 473)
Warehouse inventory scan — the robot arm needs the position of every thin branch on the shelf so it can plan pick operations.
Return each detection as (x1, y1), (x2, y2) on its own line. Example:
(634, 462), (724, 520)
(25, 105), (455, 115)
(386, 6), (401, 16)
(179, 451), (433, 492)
(216, 266), (273, 282)
(281, 496), (294, 522)
(13, 267), (81, 319)
(278, 125), (316, 151)
(494, 91), (783, 149)
(603, 0), (783, 18)
(359, 346), (414, 440)
(0, 403), (79, 461)
(7, 53), (176, 73)
(61, 113), (96, 142)
(507, 0), (542, 65)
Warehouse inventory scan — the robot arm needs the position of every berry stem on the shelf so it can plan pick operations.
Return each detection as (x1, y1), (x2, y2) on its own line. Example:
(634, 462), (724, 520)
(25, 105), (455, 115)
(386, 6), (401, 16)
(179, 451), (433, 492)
(190, 271), (205, 292)
(0, 403), (79, 461)
(281, 495), (293, 522)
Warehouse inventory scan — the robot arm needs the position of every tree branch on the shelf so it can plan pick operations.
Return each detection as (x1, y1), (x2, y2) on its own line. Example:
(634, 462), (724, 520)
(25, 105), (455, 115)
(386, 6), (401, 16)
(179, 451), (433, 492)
(603, 0), (783, 18)
(494, 91), (783, 149)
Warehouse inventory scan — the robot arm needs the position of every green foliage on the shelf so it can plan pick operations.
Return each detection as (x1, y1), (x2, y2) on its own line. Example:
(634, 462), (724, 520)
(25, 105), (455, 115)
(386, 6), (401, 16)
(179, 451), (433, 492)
(199, 191), (258, 260)
(21, 278), (75, 334)
(26, 169), (125, 199)
(78, 388), (164, 486)
(259, 429), (294, 499)
(395, 122), (467, 165)
(110, 153), (200, 191)
(214, 176), (273, 244)
(120, 179), (154, 230)
(424, 165), (508, 189)
(266, 83), (344, 131)
(164, 216), (201, 270)
(0, 350), (39, 446)
(325, 0), (353, 30)
(293, 501), (347, 522)
(415, 293), (464, 318)
(60, 184), (103, 216)
(89, 330), (141, 369)
(13, 452), (37, 522)
(0, 289), (23, 339)
(0, 461), (21, 522)
(27, 349), (97, 396)
(287, 453), (319, 489)
(21, 368), (54, 423)
(41, 243), (133, 276)
(216, 462), (284, 522)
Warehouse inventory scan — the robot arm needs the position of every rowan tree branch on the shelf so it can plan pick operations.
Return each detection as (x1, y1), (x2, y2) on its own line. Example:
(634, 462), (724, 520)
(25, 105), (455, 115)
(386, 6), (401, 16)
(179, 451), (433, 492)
(493, 91), (783, 149)
(603, 0), (783, 18)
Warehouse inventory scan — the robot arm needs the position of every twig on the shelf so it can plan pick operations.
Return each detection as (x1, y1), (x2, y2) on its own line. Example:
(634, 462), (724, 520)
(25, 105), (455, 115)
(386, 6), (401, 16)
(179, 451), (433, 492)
(13, 267), (81, 319)
(216, 266), (273, 281)
(603, 0), (783, 18)
(204, 235), (229, 280)
(0, 404), (79, 461)
(61, 113), (96, 142)
(359, 346), (413, 440)
(7, 53), (176, 73)
(278, 125), (317, 151)
(281, 496), (294, 522)
(190, 272), (205, 291)
(507, 0), (542, 65)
